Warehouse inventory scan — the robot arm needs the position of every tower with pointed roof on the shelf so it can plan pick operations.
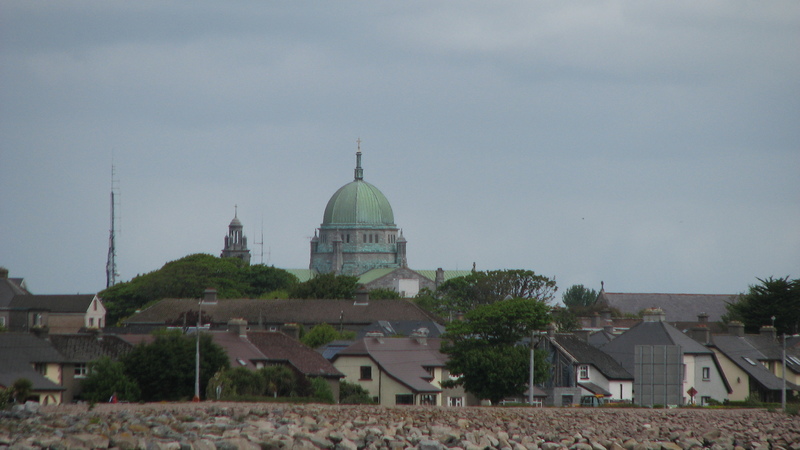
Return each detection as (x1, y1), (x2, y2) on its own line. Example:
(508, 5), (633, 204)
(310, 144), (406, 276)
(221, 206), (251, 265)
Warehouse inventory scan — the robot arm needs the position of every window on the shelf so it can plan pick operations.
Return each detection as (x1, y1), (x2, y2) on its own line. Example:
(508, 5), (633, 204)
(75, 363), (89, 378)
(447, 396), (463, 407)
(743, 357), (757, 366)
(0, 316), (5, 327)
(702, 367), (710, 380)
(89, 317), (94, 327)
(395, 394), (414, 405)
(360, 365), (372, 380)
(34, 363), (47, 375)
(701, 396), (711, 406)
(421, 394), (437, 405)
(346, 234), (350, 243)
(34, 313), (43, 327)
(578, 365), (589, 380)
(93, 300), (97, 311)
(423, 366), (434, 378)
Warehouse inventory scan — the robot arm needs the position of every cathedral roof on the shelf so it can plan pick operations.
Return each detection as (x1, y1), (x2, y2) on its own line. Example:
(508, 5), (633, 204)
(321, 150), (395, 227)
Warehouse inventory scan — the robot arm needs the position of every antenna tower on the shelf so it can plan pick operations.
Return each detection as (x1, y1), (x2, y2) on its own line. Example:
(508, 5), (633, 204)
(106, 164), (120, 288)
(253, 218), (268, 265)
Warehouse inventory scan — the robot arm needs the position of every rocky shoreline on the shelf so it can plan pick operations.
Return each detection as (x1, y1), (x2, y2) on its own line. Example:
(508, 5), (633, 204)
(1, 402), (798, 450)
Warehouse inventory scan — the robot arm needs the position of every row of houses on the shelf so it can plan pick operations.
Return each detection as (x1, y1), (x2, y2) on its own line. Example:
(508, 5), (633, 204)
(2, 269), (798, 407)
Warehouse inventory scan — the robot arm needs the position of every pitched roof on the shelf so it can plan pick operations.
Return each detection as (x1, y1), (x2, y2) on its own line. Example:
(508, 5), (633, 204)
(596, 292), (737, 322)
(548, 334), (633, 380)
(8, 295), (97, 313)
(48, 334), (133, 362)
(124, 298), (439, 326)
(209, 331), (271, 370)
(0, 333), (66, 391)
(246, 331), (343, 378)
(335, 337), (446, 393)
(711, 335), (800, 392)
(599, 320), (713, 375)
(0, 275), (31, 307)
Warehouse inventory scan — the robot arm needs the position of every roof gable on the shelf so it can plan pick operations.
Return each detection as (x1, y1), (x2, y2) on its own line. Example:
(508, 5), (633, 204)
(9, 295), (97, 313)
(246, 331), (343, 378)
(548, 334), (632, 380)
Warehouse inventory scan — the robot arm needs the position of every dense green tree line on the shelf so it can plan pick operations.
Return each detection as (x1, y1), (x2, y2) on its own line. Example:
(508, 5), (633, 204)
(724, 276), (800, 335)
(100, 254), (299, 324)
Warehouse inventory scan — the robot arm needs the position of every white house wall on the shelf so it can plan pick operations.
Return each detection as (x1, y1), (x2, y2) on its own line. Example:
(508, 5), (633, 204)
(686, 354), (728, 404)
(580, 364), (632, 402)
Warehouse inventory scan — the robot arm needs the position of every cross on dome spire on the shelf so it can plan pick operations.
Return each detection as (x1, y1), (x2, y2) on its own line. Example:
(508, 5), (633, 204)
(354, 138), (364, 181)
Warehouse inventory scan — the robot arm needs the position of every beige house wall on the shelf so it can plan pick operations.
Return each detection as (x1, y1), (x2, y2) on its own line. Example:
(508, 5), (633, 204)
(712, 348), (749, 401)
(48, 314), (87, 334)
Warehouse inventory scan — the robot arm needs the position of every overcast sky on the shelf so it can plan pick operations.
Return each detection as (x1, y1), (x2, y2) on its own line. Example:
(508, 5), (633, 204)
(1, 1), (798, 300)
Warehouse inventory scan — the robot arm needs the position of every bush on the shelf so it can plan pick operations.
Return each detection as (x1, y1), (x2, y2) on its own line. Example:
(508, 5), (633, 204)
(0, 388), (12, 409)
(339, 381), (374, 404)
(80, 357), (140, 403)
(310, 377), (335, 403)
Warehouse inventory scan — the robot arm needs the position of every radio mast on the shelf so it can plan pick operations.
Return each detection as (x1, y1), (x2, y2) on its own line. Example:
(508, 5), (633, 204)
(106, 164), (120, 288)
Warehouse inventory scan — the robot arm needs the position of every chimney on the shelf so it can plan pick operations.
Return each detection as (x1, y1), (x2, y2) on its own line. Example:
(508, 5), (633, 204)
(547, 322), (557, 337)
(643, 308), (666, 322)
(690, 325), (710, 345)
(698, 313), (709, 324)
(0, 267), (8, 279)
(228, 318), (248, 337)
(354, 286), (369, 305)
(573, 329), (591, 342)
(601, 309), (612, 321)
(728, 321), (745, 337)
(365, 331), (384, 344)
(202, 288), (218, 304)
(759, 325), (777, 340)
(435, 268), (445, 287)
(591, 313), (600, 328)
(281, 323), (300, 340)
(411, 327), (429, 346)
(603, 323), (615, 335)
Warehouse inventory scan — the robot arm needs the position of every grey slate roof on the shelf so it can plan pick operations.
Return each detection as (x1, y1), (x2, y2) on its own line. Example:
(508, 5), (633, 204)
(48, 334), (133, 362)
(357, 320), (446, 339)
(335, 337), (446, 393)
(124, 298), (439, 326)
(0, 333), (65, 391)
(711, 334), (800, 392)
(549, 334), (633, 380)
(8, 295), (96, 313)
(596, 292), (737, 322)
(0, 276), (31, 307)
(599, 320), (714, 375)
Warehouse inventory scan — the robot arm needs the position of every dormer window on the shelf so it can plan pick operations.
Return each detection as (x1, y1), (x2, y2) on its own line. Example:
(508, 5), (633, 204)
(579, 365), (589, 380)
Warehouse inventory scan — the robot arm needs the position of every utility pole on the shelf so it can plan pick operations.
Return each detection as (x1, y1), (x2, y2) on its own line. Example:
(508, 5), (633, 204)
(194, 300), (201, 402)
(782, 333), (787, 411)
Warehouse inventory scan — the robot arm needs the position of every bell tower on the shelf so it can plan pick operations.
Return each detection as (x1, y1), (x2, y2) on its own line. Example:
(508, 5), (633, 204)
(221, 205), (251, 265)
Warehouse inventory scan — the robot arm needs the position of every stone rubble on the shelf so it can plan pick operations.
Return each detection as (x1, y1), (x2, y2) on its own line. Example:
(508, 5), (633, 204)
(0, 402), (798, 450)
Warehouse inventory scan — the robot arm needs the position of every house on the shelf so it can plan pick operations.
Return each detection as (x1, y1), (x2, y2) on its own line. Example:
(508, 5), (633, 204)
(5, 294), (106, 334)
(0, 267), (33, 329)
(332, 334), (473, 406)
(122, 289), (440, 334)
(600, 308), (731, 406)
(117, 319), (345, 401)
(539, 331), (633, 406)
(595, 288), (737, 323)
(0, 333), (65, 405)
(47, 332), (134, 403)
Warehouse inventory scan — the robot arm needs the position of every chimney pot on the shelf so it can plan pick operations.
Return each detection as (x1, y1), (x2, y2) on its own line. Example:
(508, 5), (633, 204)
(728, 321), (745, 337)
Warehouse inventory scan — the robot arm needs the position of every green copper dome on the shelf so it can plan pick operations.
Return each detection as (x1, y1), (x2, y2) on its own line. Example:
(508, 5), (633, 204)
(322, 180), (395, 226)
(321, 150), (395, 226)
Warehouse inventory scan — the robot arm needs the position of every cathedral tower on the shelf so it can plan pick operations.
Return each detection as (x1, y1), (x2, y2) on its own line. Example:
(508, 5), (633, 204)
(309, 144), (406, 276)
(221, 206), (251, 265)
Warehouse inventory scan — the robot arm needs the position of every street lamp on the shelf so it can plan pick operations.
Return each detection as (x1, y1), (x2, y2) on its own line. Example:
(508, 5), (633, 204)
(193, 300), (201, 402)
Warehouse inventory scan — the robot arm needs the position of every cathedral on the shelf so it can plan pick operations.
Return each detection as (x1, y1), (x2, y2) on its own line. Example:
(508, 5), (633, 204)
(220, 143), (470, 296)
(309, 147), (407, 276)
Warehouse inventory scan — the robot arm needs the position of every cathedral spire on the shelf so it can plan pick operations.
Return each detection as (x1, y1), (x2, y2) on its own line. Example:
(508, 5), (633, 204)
(354, 138), (363, 181)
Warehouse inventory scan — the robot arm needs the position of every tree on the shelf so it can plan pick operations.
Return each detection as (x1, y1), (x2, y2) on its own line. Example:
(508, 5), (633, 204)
(121, 331), (229, 401)
(259, 365), (305, 397)
(301, 323), (348, 349)
(441, 297), (551, 404)
(100, 254), (298, 324)
(436, 269), (557, 317)
(288, 273), (359, 299)
(310, 377), (335, 403)
(11, 378), (32, 404)
(79, 357), (140, 403)
(724, 276), (800, 335)
(562, 284), (598, 308)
